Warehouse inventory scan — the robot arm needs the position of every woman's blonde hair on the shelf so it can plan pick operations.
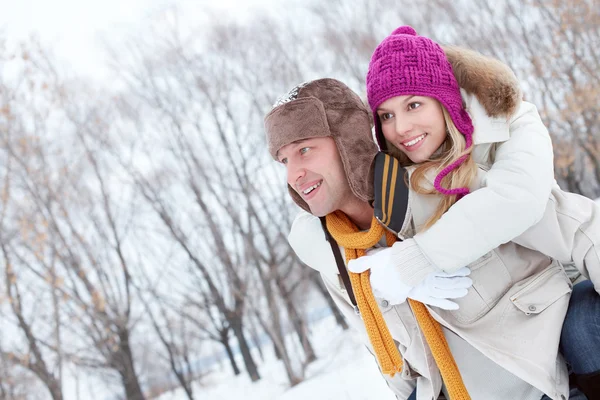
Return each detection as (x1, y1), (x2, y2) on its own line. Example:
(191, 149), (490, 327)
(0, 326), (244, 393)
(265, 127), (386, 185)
(385, 105), (477, 231)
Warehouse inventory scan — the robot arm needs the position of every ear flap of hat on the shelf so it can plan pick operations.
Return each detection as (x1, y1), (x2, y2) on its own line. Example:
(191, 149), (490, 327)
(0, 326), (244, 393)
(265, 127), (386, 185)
(330, 107), (379, 204)
(288, 185), (311, 213)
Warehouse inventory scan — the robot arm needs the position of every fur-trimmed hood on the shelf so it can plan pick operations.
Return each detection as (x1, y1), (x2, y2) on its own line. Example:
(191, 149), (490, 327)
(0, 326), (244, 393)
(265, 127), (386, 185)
(442, 45), (522, 118)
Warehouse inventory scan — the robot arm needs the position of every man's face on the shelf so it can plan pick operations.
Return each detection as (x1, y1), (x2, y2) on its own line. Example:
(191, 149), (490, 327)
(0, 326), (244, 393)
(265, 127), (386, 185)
(277, 137), (352, 217)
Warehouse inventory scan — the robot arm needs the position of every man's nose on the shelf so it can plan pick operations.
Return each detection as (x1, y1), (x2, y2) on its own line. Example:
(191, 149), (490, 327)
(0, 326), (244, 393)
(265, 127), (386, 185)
(287, 162), (306, 187)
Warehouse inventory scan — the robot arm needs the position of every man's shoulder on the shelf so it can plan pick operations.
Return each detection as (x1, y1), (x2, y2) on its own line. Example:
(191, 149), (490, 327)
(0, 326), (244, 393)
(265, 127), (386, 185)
(288, 211), (338, 275)
(290, 210), (323, 236)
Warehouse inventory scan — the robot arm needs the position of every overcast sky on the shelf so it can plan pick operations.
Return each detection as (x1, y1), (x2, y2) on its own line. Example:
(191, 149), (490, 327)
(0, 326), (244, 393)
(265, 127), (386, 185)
(0, 0), (278, 81)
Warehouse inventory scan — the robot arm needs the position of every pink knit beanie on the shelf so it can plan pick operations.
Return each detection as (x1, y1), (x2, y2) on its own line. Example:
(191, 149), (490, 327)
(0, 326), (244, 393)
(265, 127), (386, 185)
(366, 25), (473, 197)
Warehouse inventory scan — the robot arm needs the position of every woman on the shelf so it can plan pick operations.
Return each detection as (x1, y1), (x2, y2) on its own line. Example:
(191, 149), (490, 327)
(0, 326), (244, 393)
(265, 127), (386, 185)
(347, 25), (599, 399)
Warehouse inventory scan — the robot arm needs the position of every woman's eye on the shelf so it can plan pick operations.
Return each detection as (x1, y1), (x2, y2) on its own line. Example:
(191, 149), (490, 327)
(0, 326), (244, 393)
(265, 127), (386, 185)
(280, 157), (288, 165)
(299, 147), (310, 155)
(408, 102), (421, 110)
(379, 113), (393, 121)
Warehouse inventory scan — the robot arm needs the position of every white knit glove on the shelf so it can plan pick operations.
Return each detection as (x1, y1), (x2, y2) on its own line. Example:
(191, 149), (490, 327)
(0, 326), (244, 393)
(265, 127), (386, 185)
(347, 244), (472, 310)
(407, 268), (472, 310)
(349, 238), (440, 286)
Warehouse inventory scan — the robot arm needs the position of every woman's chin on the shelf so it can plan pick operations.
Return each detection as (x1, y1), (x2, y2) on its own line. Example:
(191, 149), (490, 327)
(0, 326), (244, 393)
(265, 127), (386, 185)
(407, 153), (429, 164)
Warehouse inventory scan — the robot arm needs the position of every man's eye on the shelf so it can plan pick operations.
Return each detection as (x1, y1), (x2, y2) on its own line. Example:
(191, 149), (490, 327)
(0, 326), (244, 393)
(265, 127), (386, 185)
(280, 158), (288, 165)
(299, 147), (310, 155)
(379, 113), (393, 121)
(408, 102), (421, 110)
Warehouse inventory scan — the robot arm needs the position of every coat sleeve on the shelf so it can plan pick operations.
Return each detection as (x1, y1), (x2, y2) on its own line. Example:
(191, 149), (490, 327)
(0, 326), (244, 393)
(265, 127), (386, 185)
(512, 187), (600, 294)
(413, 101), (555, 272)
(288, 211), (338, 274)
(320, 274), (417, 399)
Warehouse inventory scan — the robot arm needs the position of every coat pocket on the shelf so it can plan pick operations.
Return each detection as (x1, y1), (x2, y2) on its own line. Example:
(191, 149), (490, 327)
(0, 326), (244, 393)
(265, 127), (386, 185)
(445, 250), (513, 324)
(510, 261), (572, 315)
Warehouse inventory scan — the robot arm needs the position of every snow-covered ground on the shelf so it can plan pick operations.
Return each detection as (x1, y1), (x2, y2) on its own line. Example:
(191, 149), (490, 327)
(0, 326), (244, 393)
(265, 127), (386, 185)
(157, 316), (397, 400)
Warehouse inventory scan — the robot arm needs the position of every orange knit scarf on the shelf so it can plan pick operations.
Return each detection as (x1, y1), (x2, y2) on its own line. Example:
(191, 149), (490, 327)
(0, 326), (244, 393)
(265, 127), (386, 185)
(326, 211), (470, 400)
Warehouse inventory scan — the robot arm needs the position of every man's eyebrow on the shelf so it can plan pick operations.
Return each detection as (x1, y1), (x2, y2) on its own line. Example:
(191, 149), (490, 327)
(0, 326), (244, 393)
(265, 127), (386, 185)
(276, 139), (310, 158)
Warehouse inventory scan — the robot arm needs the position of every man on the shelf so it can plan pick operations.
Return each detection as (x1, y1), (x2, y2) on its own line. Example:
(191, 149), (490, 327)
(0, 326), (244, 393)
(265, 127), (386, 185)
(264, 55), (599, 399)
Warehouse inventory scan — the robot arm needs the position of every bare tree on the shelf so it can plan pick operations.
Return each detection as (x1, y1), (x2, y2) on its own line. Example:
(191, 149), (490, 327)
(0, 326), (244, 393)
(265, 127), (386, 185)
(103, 14), (324, 384)
(0, 40), (148, 398)
(141, 292), (197, 400)
(0, 38), (64, 400)
(0, 351), (46, 400)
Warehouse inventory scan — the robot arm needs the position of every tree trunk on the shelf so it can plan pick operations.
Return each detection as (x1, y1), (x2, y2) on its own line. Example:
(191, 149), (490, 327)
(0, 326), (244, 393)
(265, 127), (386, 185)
(563, 171), (584, 196)
(0, 379), (7, 400)
(288, 303), (317, 363)
(119, 370), (145, 400)
(273, 341), (282, 360)
(311, 273), (348, 330)
(273, 333), (303, 387)
(257, 316), (303, 387)
(179, 375), (194, 400)
(221, 331), (241, 376)
(45, 380), (64, 400)
(254, 264), (290, 365)
(50, 262), (64, 399)
(115, 329), (146, 400)
(229, 317), (260, 382)
(168, 353), (194, 400)
(275, 278), (317, 363)
(248, 318), (265, 362)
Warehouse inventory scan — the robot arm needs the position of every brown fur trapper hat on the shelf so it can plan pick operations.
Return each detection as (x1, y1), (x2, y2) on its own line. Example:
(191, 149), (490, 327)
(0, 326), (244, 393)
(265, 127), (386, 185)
(265, 78), (378, 214)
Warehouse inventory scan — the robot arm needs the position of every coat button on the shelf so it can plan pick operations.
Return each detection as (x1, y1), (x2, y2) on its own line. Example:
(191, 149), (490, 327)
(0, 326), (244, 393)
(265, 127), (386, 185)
(528, 305), (537, 312)
(381, 300), (389, 307)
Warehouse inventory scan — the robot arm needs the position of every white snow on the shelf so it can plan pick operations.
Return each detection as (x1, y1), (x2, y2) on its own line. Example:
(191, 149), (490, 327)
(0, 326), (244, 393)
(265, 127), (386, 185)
(157, 316), (397, 400)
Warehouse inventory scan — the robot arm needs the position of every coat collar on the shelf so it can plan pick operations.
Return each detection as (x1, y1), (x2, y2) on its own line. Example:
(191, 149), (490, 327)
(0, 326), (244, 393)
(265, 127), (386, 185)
(462, 89), (511, 145)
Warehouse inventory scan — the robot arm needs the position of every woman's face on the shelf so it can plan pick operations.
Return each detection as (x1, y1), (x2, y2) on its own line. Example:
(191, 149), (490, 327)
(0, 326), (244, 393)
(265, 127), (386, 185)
(377, 95), (447, 164)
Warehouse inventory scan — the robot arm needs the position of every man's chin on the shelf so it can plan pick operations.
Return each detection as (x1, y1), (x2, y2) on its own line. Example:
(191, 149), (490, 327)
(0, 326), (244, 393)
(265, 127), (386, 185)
(307, 204), (332, 218)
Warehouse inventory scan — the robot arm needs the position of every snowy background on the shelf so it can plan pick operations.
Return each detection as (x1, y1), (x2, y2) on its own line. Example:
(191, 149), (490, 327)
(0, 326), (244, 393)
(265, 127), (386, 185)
(155, 314), (397, 400)
(0, 0), (597, 399)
